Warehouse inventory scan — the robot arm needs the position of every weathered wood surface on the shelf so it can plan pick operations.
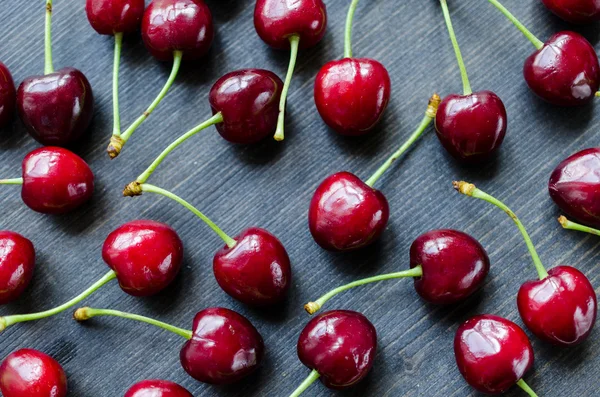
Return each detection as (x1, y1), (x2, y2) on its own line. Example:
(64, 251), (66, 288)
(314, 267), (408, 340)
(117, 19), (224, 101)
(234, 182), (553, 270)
(0, 0), (599, 395)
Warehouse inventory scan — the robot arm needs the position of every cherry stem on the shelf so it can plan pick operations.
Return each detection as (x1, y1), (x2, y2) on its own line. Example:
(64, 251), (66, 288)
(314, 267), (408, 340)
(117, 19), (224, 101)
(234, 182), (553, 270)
(305, 266), (423, 315)
(486, 0), (543, 50)
(440, 0), (471, 95)
(365, 94), (440, 187)
(112, 32), (124, 136)
(289, 369), (320, 397)
(0, 178), (23, 185)
(453, 181), (549, 280)
(44, 0), (54, 74)
(344, 0), (360, 58)
(274, 35), (300, 142)
(0, 270), (116, 332)
(516, 379), (539, 397)
(558, 215), (600, 236)
(74, 307), (192, 340)
(135, 112), (224, 184)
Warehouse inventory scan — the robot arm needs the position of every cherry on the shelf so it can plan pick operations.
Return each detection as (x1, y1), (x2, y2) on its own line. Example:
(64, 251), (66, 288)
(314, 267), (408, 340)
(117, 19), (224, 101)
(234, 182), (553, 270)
(290, 310), (376, 396)
(455, 181), (598, 346)
(487, 0), (600, 106)
(124, 380), (192, 397)
(541, 0), (600, 24)
(0, 348), (67, 397)
(75, 306), (264, 384)
(0, 231), (35, 305)
(0, 62), (16, 129)
(254, 0), (328, 141)
(17, 1), (94, 146)
(314, 0), (390, 136)
(454, 315), (537, 395)
(0, 220), (182, 332)
(107, 0), (214, 158)
(86, 0), (145, 35)
(308, 95), (439, 251)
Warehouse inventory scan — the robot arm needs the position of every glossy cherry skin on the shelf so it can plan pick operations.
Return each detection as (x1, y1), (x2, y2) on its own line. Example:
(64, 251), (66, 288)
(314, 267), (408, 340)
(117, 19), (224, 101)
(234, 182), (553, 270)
(124, 380), (192, 397)
(309, 171), (389, 251)
(297, 310), (377, 389)
(523, 31), (600, 106)
(213, 227), (291, 306)
(102, 220), (183, 297)
(454, 315), (534, 394)
(548, 147), (600, 227)
(180, 307), (264, 384)
(435, 91), (507, 163)
(0, 62), (15, 129)
(21, 147), (94, 214)
(314, 58), (391, 136)
(0, 231), (35, 305)
(254, 0), (327, 49)
(541, 0), (600, 24)
(142, 0), (214, 61)
(86, 0), (145, 35)
(17, 68), (94, 146)
(209, 69), (283, 144)
(410, 229), (490, 304)
(0, 349), (67, 397)
(518, 266), (597, 346)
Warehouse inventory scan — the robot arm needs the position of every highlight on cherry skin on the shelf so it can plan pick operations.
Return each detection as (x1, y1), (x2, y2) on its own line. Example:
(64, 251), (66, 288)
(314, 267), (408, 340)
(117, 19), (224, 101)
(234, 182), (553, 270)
(304, 229), (490, 314)
(75, 306), (265, 385)
(85, 0), (145, 36)
(124, 379), (193, 397)
(0, 61), (16, 129)
(454, 181), (598, 346)
(541, 0), (600, 24)
(290, 310), (377, 396)
(0, 231), (35, 305)
(0, 348), (68, 397)
(0, 220), (183, 332)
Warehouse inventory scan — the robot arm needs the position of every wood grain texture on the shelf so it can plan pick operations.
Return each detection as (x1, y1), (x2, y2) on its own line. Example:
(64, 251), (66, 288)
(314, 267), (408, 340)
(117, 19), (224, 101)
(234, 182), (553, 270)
(0, 0), (599, 395)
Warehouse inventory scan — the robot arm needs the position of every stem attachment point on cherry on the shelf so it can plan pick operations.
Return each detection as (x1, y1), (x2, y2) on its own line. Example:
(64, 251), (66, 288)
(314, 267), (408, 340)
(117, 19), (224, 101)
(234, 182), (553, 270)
(486, 0), (543, 50)
(558, 215), (600, 236)
(274, 35), (300, 142)
(289, 369), (320, 397)
(344, 0), (360, 58)
(44, 0), (54, 74)
(440, 0), (471, 95)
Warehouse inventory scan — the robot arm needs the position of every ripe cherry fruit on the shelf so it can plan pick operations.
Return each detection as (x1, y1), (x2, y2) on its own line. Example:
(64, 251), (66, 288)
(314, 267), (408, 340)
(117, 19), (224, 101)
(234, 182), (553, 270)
(0, 231), (35, 305)
(124, 380), (192, 397)
(541, 0), (600, 24)
(0, 62), (16, 129)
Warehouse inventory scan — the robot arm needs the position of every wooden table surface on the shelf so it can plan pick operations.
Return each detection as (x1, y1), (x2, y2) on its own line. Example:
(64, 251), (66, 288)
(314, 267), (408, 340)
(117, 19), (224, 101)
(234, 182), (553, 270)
(1, 0), (599, 396)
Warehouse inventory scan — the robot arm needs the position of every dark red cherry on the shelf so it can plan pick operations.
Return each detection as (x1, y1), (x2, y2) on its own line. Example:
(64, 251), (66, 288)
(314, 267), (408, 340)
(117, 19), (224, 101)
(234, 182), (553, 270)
(518, 266), (597, 346)
(180, 307), (264, 384)
(0, 348), (67, 397)
(524, 31), (600, 106)
(541, 0), (600, 24)
(17, 68), (94, 146)
(434, 91), (507, 163)
(124, 380), (192, 397)
(0, 231), (35, 305)
(20, 147), (94, 214)
(86, 0), (145, 35)
(454, 315), (534, 394)
(142, 0), (214, 61)
(308, 171), (389, 251)
(0, 62), (15, 129)
(548, 147), (600, 228)
(209, 69), (283, 144)
(213, 227), (291, 306)
(102, 220), (183, 297)
(314, 58), (391, 136)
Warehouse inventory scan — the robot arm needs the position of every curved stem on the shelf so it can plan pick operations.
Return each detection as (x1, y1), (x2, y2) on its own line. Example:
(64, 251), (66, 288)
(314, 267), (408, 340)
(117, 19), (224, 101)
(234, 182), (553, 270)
(136, 112), (224, 184)
(365, 94), (440, 187)
(140, 183), (237, 248)
(44, 0), (54, 74)
(516, 379), (539, 397)
(344, 0), (360, 58)
(74, 307), (192, 340)
(274, 35), (300, 142)
(0, 271), (116, 332)
(0, 178), (23, 185)
(440, 0), (471, 95)
(558, 216), (600, 236)
(453, 181), (549, 280)
(289, 369), (320, 397)
(486, 0), (543, 50)
(112, 32), (123, 136)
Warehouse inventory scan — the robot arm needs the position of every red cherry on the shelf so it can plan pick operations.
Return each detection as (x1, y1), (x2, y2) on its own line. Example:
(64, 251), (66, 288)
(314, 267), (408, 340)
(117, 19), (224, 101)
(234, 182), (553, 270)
(454, 315), (535, 394)
(0, 231), (35, 305)
(86, 0), (145, 35)
(0, 62), (16, 129)
(124, 380), (192, 397)
(541, 0), (600, 24)
(0, 348), (67, 397)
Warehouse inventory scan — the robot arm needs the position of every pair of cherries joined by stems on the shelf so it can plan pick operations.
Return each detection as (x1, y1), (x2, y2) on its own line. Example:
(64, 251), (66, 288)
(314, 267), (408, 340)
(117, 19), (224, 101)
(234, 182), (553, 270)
(541, 0), (600, 24)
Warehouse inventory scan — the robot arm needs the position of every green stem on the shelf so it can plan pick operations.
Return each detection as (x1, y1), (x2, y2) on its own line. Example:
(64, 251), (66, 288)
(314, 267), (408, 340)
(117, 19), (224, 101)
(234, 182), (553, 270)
(454, 182), (549, 280)
(44, 0), (54, 74)
(487, 0), (544, 50)
(344, 0), (360, 58)
(305, 266), (423, 315)
(558, 216), (600, 236)
(74, 307), (192, 340)
(274, 35), (300, 142)
(0, 270), (116, 332)
(0, 178), (23, 185)
(289, 369), (320, 397)
(140, 184), (237, 248)
(136, 112), (224, 184)
(516, 379), (539, 397)
(440, 0), (471, 95)
(365, 94), (440, 187)
(112, 32), (123, 136)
